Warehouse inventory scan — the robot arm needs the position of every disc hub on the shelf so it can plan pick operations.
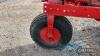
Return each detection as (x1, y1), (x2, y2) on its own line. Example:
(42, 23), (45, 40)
(40, 27), (61, 44)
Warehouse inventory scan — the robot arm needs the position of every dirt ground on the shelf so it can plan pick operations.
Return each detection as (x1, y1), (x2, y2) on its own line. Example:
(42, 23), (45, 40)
(0, 0), (100, 56)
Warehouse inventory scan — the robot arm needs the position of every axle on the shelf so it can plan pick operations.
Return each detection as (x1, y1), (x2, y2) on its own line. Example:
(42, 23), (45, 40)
(41, 0), (100, 6)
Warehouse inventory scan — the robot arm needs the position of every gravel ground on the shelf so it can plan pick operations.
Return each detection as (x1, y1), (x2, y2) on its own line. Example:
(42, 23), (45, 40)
(0, 0), (100, 56)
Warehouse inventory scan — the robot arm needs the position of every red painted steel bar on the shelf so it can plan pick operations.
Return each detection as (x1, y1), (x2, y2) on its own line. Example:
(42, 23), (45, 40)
(47, 15), (54, 37)
(44, 4), (100, 21)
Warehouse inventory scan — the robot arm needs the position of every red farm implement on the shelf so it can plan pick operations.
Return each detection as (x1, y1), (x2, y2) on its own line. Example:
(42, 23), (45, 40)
(30, 0), (100, 49)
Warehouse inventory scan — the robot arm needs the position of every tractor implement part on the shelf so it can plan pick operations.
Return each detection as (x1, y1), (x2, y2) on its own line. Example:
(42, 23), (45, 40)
(30, 0), (100, 49)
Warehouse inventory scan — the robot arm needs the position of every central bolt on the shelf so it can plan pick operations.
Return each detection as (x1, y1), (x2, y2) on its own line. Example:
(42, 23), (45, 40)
(48, 35), (53, 39)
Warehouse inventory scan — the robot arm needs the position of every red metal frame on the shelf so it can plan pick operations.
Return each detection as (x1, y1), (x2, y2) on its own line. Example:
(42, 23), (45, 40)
(41, 0), (100, 39)
(44, 4), (100, 20)
(48, 15), (54, 36)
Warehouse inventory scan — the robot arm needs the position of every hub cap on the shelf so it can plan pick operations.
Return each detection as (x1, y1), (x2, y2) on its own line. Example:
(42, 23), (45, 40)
(40, 27), (61, 44)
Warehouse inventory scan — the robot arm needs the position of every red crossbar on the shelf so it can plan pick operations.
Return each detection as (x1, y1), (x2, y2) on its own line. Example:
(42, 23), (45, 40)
(44, 4), (100, 21)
